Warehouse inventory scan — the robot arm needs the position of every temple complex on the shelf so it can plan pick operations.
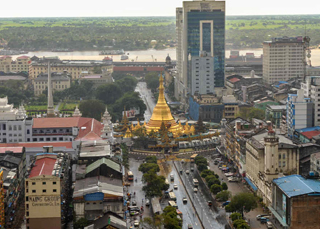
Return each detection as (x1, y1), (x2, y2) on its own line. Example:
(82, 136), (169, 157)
(146, 76), (183, 136)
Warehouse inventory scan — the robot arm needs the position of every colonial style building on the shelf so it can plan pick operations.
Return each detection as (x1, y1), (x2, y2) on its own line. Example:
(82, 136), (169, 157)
(33, 72), (71, 96)
(29, 57), (113, 80)
(246, 129), (299, 205)
(0, 56), (30, 73)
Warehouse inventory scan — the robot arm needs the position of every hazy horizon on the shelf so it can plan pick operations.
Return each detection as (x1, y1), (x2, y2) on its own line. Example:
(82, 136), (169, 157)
(0, 0), (318, 17)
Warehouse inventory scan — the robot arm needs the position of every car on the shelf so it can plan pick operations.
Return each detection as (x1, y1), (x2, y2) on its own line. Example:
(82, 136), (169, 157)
(256, 214), (269, 220)
(187, 224), (193, 229)
(132, 200), (137, 206)
(190, 167), (194, 172)
(266, 221), (273, 228)
(186, 170), (190, 174)
(134, 220), (140, 227)
(170, 174), (174, 181)
(222, 201), (230, 207)
(174, 184), (178, 190)
(228, 177), (239, 182)
(130, 211), (140, 216)
(225, 172), (234, 177)
(182, 197), (187, 203)
(145, 199), (150, 206)
(214, 161), (219, 165)
(194, 188), (198, 193)
(260, 217), (270, 224)
(180, 170), (183, 174)
(181, 159), (185, 163)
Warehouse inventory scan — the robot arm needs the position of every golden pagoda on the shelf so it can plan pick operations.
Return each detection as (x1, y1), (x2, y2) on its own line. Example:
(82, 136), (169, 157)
(146, 75), (183, 136)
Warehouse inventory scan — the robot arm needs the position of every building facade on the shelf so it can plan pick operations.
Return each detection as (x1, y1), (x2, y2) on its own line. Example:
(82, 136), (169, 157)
(287, 89), (313, 139)
(265, 105), (286, 128)
(263, 36), (306, 84)
(0, 56), (30, 73)
(29, 57), (113, 80)
(175, 0), (225, 101)
(33, 72), (71, 96)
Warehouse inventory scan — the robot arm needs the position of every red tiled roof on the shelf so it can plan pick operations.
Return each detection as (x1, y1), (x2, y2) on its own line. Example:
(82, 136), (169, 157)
(29, 157), (57, 178)
(0, 147), (24, 153)
(33, 117), (82, 128)
(301, 131), (320, 140)
(0, 142), (73, 149)
(228, 77), (240, 83)
(75, 118), (103, 141)
(103, 57), (112, 60)
(16, 56), (30, 59)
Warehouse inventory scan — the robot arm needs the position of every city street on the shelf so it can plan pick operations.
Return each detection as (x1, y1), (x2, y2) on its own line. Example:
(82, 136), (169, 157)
(164, 161), (202, 229)
(205, 155), (266, 229)
(135, 82), (156, 122)
(176, 161), (225, 229)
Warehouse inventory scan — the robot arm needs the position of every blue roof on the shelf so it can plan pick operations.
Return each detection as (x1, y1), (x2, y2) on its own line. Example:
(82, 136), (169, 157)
(244, 177), (258, 191)
(274, 81), (288, 88)
(296, 126), (320, 133)
(273, 175), (320, 198)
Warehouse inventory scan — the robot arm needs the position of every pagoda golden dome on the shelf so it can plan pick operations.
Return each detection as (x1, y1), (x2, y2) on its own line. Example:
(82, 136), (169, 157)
(146, 75), (183, 136)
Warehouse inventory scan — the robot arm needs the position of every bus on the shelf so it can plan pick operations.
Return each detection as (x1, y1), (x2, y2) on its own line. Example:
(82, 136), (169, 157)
(193, 179), (199, 187)
(190, 154), (198, 163)
(169, 192), (177, 201)
(127, 171), (134, 181)
(168, 201), (178, 209)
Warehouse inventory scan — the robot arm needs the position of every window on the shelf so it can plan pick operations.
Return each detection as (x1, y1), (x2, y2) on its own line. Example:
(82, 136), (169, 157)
(32, 182), (36, 185)
(42, 189), (46, 193)
(32, 190), (36, 193)
(53, 181), (56, 185)
(283, 154), (286, 159)
(279, 154), (281, 159)
(26, 196), (29, 201)
(26, 189), (28, 193)
(53, 189), (57, 192)
(283, 161), (286, 167)
(26, 211), (29, 217)
(42, 182), (46, 185)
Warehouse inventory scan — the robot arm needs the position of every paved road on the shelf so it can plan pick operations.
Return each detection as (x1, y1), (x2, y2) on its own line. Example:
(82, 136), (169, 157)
(205, 155), (265, 229)
(135, 82), (156, 122)
(126, 159), (152, 227)
(175, 161), (225, 229)
(54, 102), (61, 112)
(165, 161), (202, 229)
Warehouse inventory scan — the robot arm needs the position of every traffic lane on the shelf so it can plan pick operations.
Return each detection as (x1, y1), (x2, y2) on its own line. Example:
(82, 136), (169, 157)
(128, 159), (152, 218)
(168, 162), (201, 229)
(179, 162), (224, 229)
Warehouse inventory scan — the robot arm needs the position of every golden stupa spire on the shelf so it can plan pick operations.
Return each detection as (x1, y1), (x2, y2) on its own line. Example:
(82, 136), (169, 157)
(145, 73), (183, 136)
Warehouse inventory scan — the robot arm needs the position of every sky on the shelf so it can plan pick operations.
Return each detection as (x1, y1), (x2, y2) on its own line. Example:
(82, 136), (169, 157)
(0, 0), (318, 17)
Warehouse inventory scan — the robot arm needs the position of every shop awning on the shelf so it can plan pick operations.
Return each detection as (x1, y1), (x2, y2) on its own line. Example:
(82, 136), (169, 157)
(244, 177), (258, 191)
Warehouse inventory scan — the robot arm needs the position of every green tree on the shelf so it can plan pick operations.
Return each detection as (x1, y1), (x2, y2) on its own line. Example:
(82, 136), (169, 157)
(216, 190), (232, 202)
(222, 182), (228, 190)
(210, 184), (222, 194)
(230, 212), (242, 222)
(227, 192), (258, 215)
(145, 156), (158, 164)
(194, 156), (207, 165)
(141, 216), (162, 229)
(142, 169), (169, 197)
(115, 76), (138, 93)
(79, 99), (105, 121)
(201, 169), (215, 178)
(95, 83), (123, 104)
(197, 163), (208, 172)
(207, 177), (221, 187)
(139, 163), (160, 174)
(233, 219), (250, 229)
(162, 206), (182, 229)
(74, 218), (90, 229)
(235, 107), (265, 121)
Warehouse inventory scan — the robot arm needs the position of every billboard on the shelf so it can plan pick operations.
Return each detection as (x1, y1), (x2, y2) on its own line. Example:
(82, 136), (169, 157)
(122, 107), (140, 118)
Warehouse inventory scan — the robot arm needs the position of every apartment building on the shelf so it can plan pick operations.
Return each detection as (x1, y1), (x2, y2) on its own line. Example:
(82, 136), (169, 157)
(29, 57), (113, 80)
(287, 89), (313, 139)
(302, 75), (320, 126)
(0, 56), (30, 73)
(33, 72), (71, 96)
(263, 36), (306, 84)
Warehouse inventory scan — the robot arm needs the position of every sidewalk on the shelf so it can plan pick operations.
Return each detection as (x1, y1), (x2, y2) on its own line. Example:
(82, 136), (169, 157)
(207, 157), (265, 229)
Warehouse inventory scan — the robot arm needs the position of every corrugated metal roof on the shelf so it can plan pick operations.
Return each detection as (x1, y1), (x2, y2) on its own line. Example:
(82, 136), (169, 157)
(29, 157), (57, 178)
(86, 158), (121, 174)
(273, 175), (320, 198)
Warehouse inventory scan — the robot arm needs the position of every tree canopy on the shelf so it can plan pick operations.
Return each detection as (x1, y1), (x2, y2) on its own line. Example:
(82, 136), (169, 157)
(226, 192), (258, 214)
(79, 99), (105, 121)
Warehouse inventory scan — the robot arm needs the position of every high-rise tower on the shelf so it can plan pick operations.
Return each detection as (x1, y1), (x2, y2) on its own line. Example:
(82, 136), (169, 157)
(47, 61), (55, 117)
(175, 0), (225, 102)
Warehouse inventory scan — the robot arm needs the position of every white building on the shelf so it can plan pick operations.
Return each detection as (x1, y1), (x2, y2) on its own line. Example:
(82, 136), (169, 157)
(301, 76), (320, 126)
(286, 89), (313, 139)
(0, 97), (32, 143)
(191, 51), (215, 95)
(263, 36), (306, 84)
(246, 129), (299, 205)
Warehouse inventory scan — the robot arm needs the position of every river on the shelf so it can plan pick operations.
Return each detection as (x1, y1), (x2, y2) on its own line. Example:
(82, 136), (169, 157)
(8, 48), (320, 65)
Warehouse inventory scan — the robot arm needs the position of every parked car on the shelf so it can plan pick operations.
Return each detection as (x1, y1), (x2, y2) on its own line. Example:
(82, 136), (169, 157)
(225, 172), (234, 177)
(260, 217), (270, 224)
(214, 161), (219, 165)
(256, 214), (269, 220)
(228, 177), (240, 182)
(134, 220), (140, 227)
(186, 170), (190, 174)
(222, 201), (230, 207)
(266, 221), (273, 228)
(132, 200), (137, 206)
